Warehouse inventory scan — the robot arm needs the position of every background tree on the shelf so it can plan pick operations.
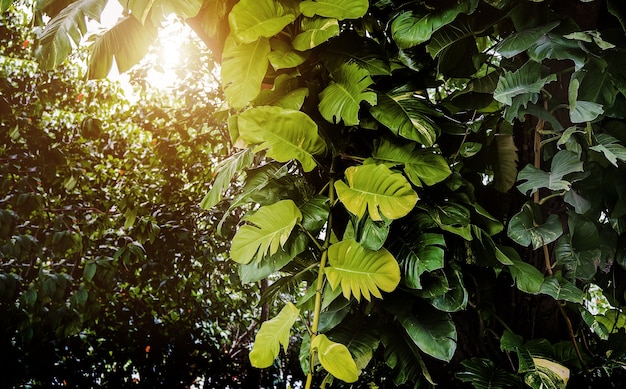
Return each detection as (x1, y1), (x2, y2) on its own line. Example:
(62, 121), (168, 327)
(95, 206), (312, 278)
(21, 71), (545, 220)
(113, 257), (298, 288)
(17, 0), (626, 387)
(0, 5), (299, 387)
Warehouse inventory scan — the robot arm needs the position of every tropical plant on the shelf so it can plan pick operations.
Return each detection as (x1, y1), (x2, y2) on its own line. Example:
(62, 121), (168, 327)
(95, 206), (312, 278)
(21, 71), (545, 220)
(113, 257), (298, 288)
(22, 0), (626, 387)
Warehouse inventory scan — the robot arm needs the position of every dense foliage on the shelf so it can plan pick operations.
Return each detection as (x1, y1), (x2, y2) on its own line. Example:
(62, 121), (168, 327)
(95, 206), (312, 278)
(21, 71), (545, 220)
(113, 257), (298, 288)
(0, 7), (292, 387)
(11, 0), (626, 387)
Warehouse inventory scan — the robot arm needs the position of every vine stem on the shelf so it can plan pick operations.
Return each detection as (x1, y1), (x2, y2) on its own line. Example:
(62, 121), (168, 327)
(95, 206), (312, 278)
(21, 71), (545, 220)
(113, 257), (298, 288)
(305, 160), (337, 389)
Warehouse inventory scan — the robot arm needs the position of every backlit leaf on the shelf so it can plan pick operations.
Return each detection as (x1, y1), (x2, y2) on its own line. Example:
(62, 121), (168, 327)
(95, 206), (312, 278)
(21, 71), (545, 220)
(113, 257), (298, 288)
(299, 0), (368, 20)
(249, 302), (300, 368)
(334, 164), (418, 221)
(200, 149), (254, 209)
(228, 0), (295, 43)
(326, 239), (401, 302)
(292, 17), (339, 51)
(236, 106), (326, 172)
(230, 200), (302, 264)
(311, 334), (359, 383)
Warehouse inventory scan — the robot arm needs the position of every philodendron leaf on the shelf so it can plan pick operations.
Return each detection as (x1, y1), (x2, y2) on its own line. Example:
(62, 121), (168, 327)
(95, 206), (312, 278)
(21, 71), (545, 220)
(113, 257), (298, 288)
(268, 39), (310, 70)
(397, 304), (457, 362)
(249, 302), (300, 368)
(228, 0), (295, 44)
(494, 61), (557, 106)
(318, 62), (377, 126)
(507, 202), (563, 250)
(391, 0), (479, 49)
(372, 139), (451, 186)
(497, 21), (560, 58)
(236, 106), (327, 172)
(539, 276), (584, 303)
(335, 164), (418, 221)
(311, 334), (359, 383)
(590, 133), (626, 167)
(517, 150), (584, 196)
(292, 16), (339, 51)
(230, 200), (302, 264)
(370, 90), (441, 147)
(326, 239), (401, 302)
(568, 78), (604, 123)
(200, 149), (254, 209)
(299, 0), (368, 20)
(221, 35), (270, 109)
(509, 259), (544, 294)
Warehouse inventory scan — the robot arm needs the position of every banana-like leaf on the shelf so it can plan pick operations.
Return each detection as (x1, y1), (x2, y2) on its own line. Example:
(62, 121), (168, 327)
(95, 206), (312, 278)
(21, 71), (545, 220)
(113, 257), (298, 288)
(391, 0), (479, 49)
(230, 200), (302, 264)
(334, 164), (418, 221)
(236, 106), (326, 172)
(326, 239), (401, 302)
(494, 61), (557, 106)
(249, 302), (300, 368)
(496, 21), (560, 58)
(200, 148), (254, 210)
(299, 0), (368, 20)
(221, 35), (270, 109)
(318, 62), (377, 126)
(292, 16), (339, 51)
(517, 150), (584, 195)
(370, 89), (441, 147)
(372, 138), (451, 186)
(311, 334), (359, 383)
(36, 0), (108, 69)
(268, 39), (310, 70)
(228, 0), (295, 44)
(457, 358), (521, 389)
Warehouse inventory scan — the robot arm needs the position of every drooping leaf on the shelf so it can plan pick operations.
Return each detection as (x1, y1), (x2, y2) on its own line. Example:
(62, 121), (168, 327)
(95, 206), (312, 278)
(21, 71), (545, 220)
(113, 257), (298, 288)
(528, 33), (586, 71)
(370, 89), (441, 147)
(326, 239), (401, 302)
(507, 202), (563, 250)
(516, 150), (584, 195)
(372, 139), (451, 186)
(494, 61), (557, 106)
(292, 16), (339, 51)
(238, 231), (307, 283)
(128, 0), (203, 24)
(396, 304), (457, 362)
(221, 35), (270, 109)
(492, 134), (519, 193)
(457, 358), (520, 389)
(568, 78), (604, 123)
(554, 213), (601, 281)
(299, 0), (368, 20)
(426, 19), (475, 59)
(539, 275), (584, 303)
(334, 164), (418, 221)
(200, 149), (254, 209)
(500, 330), (535, 373)
(228, 0), (295, 43)
(391, 1), (479, 49)
(382, 323), (435, 386)
(496, 21), (559, 58)
(230, 200), (303, 264)
(509, 259), (544, 294)
(236, 106), (326, 172)
(311, 334), (359, 383)
(318, 62), (377, 126)
(249, 302), (300, 368)
(37, 0), (108, 69)
(590, 133), (626, 167)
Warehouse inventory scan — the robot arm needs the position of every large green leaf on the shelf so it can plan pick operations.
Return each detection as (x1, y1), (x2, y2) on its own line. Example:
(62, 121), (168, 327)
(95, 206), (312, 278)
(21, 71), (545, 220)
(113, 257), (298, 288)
(428, 264), (468, 312)
(87, 15), (157, 79)
(423, 201), (473, 241)
(372, 139), (451, 186)
(299, 0), (368, 20)
(370, 89), (441, 147)
(497, 21), (559, 58)
(391, 1), (479, 49)
(334, 164), (418, 221)
(311, 334), (359, 383)
(387, 213), (445, 290)
(517, 150), (584, 195)
(327, 315), (380, 371)
(528, 33), (586, 71)
(268, 39), (310, 70)
(253, 73), (309, 109)
(509, 259), (544, 294)
(426, 19), (475, 59)
(221, 35), (270, 109)
(494, 61), (557, 106)
(554, 213), (601, 281)
(228, 0), (295, 43)
(236, 106), (326, 172)
(590, 133), (626, 167)
(230, 200), (302, 264)
(457, 358), (520, 389)
(318, 62), (377, 126)
(397, 305), (457, 362)
(249, 302), (300, 368)
(539, 275), (584, 303)
(568, 79), (604, 123)
(36, 0), (108, 69)
(200, 149), (254, 210)
(507, 202), (563, 250)
(326, 239), (401, 302)
(382, 323), (434, 386)
(292, 17), (339, 51)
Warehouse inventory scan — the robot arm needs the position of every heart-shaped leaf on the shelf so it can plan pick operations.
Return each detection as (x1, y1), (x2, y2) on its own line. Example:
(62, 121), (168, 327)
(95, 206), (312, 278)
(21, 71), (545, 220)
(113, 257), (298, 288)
(311, 334), (359, 383)
(249, 302), (300, 368)
(326, 239), (401, 302)
(228, 0), (295, 43)
(335, 164), (418, 221)
(292, 16), (339, 51)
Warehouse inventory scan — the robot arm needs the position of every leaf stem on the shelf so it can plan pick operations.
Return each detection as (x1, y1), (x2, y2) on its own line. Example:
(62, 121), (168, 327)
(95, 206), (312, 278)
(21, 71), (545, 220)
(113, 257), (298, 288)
(305, 159), (337, 389)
